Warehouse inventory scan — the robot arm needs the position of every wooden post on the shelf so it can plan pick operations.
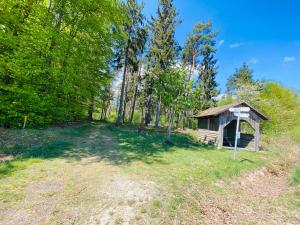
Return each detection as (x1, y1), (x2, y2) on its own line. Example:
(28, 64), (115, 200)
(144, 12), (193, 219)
(23, 115), (28, 129)
(218, 116), (224, 149)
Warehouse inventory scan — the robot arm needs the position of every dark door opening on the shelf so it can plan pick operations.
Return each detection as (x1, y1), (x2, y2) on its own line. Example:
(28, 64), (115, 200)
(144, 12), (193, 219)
(223, 120), (255, 148)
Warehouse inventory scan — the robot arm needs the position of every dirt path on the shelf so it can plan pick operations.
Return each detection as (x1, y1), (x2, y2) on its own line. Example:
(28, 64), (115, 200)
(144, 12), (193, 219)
(89, 174), (157, 225)
(196, 166), (300, 225)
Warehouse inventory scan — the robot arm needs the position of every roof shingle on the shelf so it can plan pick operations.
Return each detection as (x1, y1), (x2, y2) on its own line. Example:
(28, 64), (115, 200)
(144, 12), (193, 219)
(193, 102), (268, 120)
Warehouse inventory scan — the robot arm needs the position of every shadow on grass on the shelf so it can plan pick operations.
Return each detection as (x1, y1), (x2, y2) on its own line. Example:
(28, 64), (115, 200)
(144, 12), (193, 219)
(0, 123), (216, 176)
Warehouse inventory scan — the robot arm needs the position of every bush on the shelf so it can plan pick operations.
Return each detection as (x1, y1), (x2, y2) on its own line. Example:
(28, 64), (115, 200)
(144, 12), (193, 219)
(258, 82), (300, 135)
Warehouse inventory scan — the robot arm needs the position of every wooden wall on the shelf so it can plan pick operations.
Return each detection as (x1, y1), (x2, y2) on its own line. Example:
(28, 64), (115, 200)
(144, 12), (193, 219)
(197, 106), (261, 150)
(218, 109), (261, 151)
(198, 129), (219, 146)
(198, 117), (219, 131)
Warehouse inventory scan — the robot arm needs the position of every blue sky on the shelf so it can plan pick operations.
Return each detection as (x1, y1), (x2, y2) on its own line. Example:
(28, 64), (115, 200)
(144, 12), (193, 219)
(142, 0), (300, 93)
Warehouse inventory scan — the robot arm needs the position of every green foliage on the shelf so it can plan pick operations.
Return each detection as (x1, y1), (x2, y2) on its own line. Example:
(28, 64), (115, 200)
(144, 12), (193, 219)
(218, 80), (300, 136)
(196, 22), (219, 109)
(182, 21), (219, 112)
(227, 63), (255, 94)
(143, 0), (180, 126)
(148, 0), (179, 71)
(0, 0), (125, 127)
(218, 94), (234, 106)
(116, 0), (147, 125)
(258, 82), (300, 134)
(292, 167), (300, 184)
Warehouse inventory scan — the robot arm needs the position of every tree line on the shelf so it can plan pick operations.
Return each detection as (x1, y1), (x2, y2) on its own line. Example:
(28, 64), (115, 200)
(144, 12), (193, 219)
(0, 0), (219, 130)
(114, 0), (219, 140)
(0, 0), (124, 127)
(1, 0), (299, 137)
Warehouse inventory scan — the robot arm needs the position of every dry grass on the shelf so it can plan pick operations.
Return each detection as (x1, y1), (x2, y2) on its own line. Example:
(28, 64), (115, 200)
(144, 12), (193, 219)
(152, 135), (300, 225)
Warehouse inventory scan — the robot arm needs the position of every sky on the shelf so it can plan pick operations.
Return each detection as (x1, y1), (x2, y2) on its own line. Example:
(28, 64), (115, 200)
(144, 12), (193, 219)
(142, 0), (300, 93)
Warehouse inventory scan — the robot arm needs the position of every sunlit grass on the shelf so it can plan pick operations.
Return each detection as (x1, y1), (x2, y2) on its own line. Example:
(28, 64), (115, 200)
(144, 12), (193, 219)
(0, 122), (278, 223)
(292, 167), (300, 184)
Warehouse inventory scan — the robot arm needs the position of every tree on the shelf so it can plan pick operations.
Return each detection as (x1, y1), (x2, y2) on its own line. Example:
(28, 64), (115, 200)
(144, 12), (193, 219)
(116, 0), (146, 126)
(197, 22), (219, 109)
(0, 0), (124, 127)
(182, 21), (217, 84)
(161, 68), (186, 141)
(128, 60), (144, 124)
(147, 0), (180, 128)
(182, 21), (217, 127)
(258, 82), (300, 134)
(227, 63), (254, 94)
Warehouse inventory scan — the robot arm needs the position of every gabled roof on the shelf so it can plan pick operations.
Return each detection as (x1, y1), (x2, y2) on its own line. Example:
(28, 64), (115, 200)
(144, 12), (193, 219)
(193, 102), (268, 120)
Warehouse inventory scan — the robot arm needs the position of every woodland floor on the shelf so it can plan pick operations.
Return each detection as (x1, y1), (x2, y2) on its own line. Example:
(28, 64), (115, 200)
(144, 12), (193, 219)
(0, 123), (299, 225)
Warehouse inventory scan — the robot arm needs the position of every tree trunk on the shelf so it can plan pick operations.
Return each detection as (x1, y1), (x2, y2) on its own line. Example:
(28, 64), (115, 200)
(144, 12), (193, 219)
(167, 108), (174, 141)
(188, 111), (193, 129)
(129, 63), (142, 124)
(116, 44), (129, 126)
(175, 113), (180, 128)
(88, 97), (94, 121)
(183, 54), (196, 129)
(102, 102), (109, 121)
(155, 95), (162, 128)
(182, 111), (186, 130)
(48, 0), (53, 12)
(122, 70), (130, 123)
(100, 109), (103, 121)
(129, 87), (138, 124)
(145, 94), (152, 127)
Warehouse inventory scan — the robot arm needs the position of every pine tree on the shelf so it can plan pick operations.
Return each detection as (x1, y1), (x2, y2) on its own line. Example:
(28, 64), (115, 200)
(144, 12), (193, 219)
(183, 21), (217, 84)
(147, 0), (180, 128)
(197, 22), (219, 109)
(182, 22), (212, 127)
(227, 63), (255, 94)
(116, 0), (146, 126)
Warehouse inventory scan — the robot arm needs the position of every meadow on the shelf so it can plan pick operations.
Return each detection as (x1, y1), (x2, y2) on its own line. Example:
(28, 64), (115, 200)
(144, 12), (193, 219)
(0, 122), (299, 224)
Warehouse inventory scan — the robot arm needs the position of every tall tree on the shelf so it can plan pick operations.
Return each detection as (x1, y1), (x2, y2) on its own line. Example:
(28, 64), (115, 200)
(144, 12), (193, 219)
(116, 0), (146, 126)
(197, 22), (219, 109)
(162, 68), (186, 140)
(0, 0), (124, 127)
(227, 63), (254, 94)
(182, 21), (217, 127)
(182, 21), (216, 84)
(147, 0), (180, 128)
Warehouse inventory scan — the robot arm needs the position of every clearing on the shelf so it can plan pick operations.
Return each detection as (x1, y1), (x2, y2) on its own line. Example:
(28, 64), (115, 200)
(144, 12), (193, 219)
(0, 123), (299, 224)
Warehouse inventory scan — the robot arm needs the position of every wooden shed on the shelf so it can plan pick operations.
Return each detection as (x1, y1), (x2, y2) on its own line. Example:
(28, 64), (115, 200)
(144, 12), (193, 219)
(193, 102), (268, 151)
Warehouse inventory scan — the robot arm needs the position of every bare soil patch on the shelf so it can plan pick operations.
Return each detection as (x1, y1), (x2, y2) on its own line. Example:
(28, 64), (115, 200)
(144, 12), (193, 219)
(89, 174), (157, 225)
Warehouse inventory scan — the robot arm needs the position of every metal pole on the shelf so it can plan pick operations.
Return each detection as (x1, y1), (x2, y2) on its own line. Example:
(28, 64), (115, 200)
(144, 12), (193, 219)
(233, 111), (240, 160)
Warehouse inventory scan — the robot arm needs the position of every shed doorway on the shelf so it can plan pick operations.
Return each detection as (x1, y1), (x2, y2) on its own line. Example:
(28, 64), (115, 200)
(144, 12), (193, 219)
(223, 119), (255, 149)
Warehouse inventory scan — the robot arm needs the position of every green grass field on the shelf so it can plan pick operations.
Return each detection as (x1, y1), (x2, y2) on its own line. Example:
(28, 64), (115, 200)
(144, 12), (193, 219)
(0, 123), (299, 224)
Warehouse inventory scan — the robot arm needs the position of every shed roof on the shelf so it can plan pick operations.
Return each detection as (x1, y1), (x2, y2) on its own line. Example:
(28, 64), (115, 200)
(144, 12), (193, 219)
(194, 102), (268, 120)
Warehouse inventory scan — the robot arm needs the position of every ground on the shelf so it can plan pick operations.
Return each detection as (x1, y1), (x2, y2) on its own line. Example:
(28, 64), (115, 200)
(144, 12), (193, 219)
(0, 123), (299, 225)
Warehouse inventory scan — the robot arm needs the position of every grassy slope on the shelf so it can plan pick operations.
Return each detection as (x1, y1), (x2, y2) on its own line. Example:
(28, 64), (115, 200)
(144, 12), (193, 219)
(0, 123), (299, 224)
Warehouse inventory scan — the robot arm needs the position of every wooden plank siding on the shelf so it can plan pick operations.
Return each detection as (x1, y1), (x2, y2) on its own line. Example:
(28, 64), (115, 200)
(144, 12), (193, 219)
(197, 108), (261, 150)
(195, 102), (267, 151)
(198, 129), (219, 146)
(218, 109), (261, 151)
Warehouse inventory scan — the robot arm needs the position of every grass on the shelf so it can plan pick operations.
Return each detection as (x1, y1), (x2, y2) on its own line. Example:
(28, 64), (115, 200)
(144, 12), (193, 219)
(292, 167), (300, 184)
(0, 122), (297, 224)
